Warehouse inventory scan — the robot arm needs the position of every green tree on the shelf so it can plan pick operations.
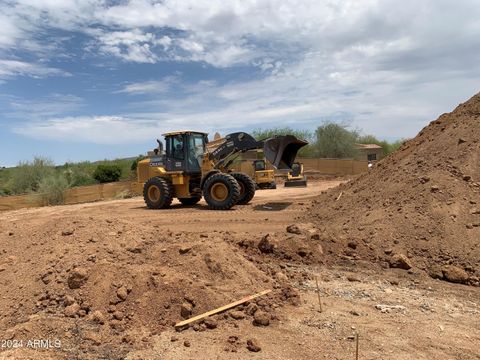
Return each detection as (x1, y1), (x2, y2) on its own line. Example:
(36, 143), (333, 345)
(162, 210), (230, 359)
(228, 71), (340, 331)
(93, 164), (122, 183)
(314, 122), (359, 158)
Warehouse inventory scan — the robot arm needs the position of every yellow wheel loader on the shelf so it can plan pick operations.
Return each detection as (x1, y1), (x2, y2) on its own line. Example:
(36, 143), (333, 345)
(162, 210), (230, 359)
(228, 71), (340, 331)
(227, 149), (277, 189)
(284, 162), (307, 187)
(135, 131), (307, 210)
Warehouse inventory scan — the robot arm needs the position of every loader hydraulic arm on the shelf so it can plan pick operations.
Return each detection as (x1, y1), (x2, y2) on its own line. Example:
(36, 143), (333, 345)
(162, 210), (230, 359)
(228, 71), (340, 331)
(207, 131), (308, 170)
(209, 132), (263, 169)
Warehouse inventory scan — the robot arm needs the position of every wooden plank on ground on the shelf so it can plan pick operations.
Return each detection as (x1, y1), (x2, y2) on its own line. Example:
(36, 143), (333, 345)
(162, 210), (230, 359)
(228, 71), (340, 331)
(175, 289), (271, 328)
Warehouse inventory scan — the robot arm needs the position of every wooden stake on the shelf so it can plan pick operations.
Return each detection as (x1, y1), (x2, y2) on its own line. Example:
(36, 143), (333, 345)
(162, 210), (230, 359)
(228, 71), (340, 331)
(315, 276), (323, 313)
(355, 332), (359, 360)
(175, 289), (271, 328)
(336, 191), (343, 201)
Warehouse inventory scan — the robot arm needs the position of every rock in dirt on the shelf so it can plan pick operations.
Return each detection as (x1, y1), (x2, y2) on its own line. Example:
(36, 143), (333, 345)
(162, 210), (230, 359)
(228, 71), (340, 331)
(297, 247), (309, 257)
(204, 318), (217, 329)
(184, 340), (191, 347)
(181, 303), (193, 319)
(375, 304), (406, 313)
(113, 310), (124, 320)
(258, 234), (274, 253)
(229, 310), (245, 320)
(61, 229), (74, 236)
(389, 254), (412, 270)
(117, 286), (128, 301)
(442, 265), (469, 284)
(67, 268), (88, 289)
(246, 338), (261, 352)
(276, 271), (288, 282)
(286, 224), (302, 234)
(91, 310), (106, 325)
(253, 311), (270, 326)
(347, 275), (361, 282)
(64, 295), (75, 306)
(64, 303), (81, 317)
(179, 246), (192, 254)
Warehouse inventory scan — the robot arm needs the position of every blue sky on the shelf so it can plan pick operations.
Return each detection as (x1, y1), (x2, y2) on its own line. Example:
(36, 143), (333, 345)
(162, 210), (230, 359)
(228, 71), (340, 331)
(1, 0), (480, 167)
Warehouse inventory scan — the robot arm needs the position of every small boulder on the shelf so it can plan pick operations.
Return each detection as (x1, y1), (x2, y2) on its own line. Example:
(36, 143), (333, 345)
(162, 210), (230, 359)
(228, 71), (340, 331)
(229, 310), (245, 320)
(347, 275), (361, 282)
(113, 310), (124, 320)
(204, 318), (217, 329)
(64, 295), (76, 306)
(64, 303), (80, 317)
(258, 234), (274, 254)
(117, 286), (128, 301)
(180, 303), (193, 319)
(297, 247), (309, 257)
(91, 310), (106, 325)
(67, 268), (88, 289)
(389, 254), (412, 270)
(179, 246), (192, 255)
(442, 265), (469, 284)
(253, 311), (270, 326)
(61, 229), (74, 236)
(246, 338), (261, 352)
(347, 241), (357, 249)
(286, 224), (301, 234)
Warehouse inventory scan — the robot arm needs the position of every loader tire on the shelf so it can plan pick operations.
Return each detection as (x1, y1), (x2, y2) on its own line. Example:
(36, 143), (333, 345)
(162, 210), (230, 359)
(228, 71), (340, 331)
(231, 172), (256, 205)
(178, 196), (201, 206)
(203, 173), (240, 210)
(143, 177), (174, 209)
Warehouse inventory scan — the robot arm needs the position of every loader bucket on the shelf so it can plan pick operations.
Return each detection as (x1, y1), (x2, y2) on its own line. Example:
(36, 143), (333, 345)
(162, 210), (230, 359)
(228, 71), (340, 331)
(263, 135), (308, 170)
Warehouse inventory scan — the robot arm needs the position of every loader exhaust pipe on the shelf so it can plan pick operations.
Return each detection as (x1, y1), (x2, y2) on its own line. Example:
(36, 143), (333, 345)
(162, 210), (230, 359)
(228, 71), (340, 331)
(263, 135), (309, 170)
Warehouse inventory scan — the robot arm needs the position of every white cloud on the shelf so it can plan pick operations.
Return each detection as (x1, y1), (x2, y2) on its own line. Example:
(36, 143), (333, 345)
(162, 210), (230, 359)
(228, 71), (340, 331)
(12, 116), (160, 144)
(0, 59), (68, 79)
(8, 94), (83, 118)
(2, 0), (480, 143)
(96, 30), (158, 63)
(117, 76), (178, 94)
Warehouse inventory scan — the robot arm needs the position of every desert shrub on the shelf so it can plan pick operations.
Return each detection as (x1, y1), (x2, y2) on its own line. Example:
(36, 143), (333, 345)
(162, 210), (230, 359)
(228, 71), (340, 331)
(37, 173), (69, 205)
(11, 157), (55, 194)
(64, 168), (97, 187)
(93, 164), (122, 183)
(131, 155), (148, 172)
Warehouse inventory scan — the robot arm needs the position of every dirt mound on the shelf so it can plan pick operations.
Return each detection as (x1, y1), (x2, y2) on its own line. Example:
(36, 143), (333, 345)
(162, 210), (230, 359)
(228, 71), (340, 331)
(305, 92), (480, 284)
(0, 212), (304, 359)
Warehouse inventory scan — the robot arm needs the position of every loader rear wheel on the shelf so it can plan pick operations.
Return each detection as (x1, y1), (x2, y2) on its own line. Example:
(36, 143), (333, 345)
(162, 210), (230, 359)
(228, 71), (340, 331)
(231, 172), (256, 205)
(203, 173), (240, 210)
(178, 196), (201, 206)
(143, 177), (173, 209)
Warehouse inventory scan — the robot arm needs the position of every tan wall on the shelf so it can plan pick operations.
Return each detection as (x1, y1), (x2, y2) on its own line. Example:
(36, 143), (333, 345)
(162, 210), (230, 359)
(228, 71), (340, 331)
(296, 158), (368, 175)
(0, 181), (138, 212)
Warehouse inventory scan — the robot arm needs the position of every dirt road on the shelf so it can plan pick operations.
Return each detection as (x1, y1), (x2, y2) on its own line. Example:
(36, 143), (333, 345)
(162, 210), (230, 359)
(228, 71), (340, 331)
(0, 179), (478, 359)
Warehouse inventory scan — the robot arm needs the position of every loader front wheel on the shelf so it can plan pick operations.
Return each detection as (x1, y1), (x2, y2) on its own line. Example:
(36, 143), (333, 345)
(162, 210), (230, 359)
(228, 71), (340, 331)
(178, 196), (201, 206)
(143, 177), (174, 209)
(231, 172), (256, 205)
(203, 173), (240, 210)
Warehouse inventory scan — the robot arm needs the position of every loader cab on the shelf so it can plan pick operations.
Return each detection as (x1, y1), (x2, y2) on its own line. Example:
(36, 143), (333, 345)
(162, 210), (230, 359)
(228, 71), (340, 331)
(253, 159), (266, 171)
(163, 131), (208, 173)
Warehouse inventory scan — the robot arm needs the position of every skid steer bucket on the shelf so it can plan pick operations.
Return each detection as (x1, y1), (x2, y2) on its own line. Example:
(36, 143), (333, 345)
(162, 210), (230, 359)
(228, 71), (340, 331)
(263, 135), (308, 170)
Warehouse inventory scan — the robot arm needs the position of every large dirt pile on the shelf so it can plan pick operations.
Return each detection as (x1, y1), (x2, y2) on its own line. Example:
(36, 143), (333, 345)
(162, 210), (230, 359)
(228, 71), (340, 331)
(305, 92), (480, 284)
(0, 208), (310, 359)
